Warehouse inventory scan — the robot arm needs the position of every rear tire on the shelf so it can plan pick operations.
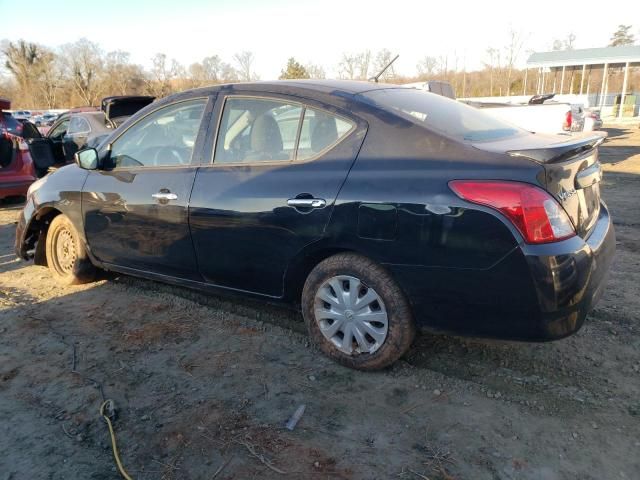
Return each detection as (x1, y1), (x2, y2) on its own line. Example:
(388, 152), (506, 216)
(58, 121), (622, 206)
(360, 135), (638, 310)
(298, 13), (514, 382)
(302, 253), (415, 370)
(45, 214), (96, 285)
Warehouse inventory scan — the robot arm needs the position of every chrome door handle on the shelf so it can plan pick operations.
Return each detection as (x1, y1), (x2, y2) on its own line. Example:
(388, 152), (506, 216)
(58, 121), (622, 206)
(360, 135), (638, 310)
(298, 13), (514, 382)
(287, 198), (326, 208)
(152, 192), (178, 200)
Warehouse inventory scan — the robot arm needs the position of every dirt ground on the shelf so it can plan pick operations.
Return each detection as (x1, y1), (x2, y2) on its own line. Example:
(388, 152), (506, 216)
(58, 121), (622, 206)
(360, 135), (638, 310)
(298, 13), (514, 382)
(1, 127), (639, 480)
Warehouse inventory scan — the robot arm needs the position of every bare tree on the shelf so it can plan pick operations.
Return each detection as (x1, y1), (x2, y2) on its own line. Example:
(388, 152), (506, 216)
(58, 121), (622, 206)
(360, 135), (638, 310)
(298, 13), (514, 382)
(338, 53), (358, 79)
(233, 51), (258, 82)
(37, 50), (64, 108)
(565, 33), (576, 50)
(145, 53), (185, 97)
(417, 56), (438, 78)
(189, 55), (239, 86)
(305, 63), (326, 79)
(372, 49), (396, 81)
(484, 47), (500, 96)
(438, 55), (449, 80)
(356, 50), (371, 79)
(60, 38), (104, 105)
(504, 29), (524, 95)
(338, 51), (371, 80)
(103, 51), (145, 96)
(552, 34), (576, 51)
(2, 40), (50, 107)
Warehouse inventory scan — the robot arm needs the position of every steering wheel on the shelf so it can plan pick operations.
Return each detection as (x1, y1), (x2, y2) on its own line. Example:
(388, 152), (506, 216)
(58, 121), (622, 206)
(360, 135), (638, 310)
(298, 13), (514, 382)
(151, 147), (186, 166)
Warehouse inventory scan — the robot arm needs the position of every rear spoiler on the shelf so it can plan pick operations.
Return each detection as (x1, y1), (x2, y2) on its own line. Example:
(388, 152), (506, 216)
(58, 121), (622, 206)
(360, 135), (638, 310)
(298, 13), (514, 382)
(528, 93), (556, 105)
(101, 96), (155, 124)
(507, 132), (607, 163)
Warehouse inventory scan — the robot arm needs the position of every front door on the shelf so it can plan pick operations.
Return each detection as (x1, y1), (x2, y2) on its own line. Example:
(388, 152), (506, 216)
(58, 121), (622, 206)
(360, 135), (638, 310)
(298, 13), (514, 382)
(83, 97), (210, 279)
(189, 94), (366, 297)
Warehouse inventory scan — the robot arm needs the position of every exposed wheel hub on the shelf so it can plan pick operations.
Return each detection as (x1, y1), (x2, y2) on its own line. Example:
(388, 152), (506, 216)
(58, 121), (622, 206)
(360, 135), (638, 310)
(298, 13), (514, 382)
(54, 228), (76, 274)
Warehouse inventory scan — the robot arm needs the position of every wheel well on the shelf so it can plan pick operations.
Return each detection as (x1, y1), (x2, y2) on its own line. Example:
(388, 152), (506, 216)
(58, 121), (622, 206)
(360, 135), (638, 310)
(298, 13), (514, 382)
(28, 207), (62, 266)
(283, 247), (354, 304)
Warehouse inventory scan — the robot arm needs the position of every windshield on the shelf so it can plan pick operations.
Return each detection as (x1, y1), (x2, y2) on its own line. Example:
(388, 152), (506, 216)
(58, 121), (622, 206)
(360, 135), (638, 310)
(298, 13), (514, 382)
(362, 88), (525, 143)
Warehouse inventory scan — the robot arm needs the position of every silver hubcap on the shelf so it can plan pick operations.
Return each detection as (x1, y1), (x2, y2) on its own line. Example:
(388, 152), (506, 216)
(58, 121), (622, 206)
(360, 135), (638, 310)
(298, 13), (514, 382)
(314, 275), (389, 355)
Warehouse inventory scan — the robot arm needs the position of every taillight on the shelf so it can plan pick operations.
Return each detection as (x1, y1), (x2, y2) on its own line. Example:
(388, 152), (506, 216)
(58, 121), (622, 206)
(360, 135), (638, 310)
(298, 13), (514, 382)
(449, 180), (575, 244)
(563, 110), (572, 131)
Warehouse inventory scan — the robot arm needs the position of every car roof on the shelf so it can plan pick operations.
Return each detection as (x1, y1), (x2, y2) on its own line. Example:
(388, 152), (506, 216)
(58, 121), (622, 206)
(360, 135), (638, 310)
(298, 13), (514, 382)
(181, 79), (403, 100)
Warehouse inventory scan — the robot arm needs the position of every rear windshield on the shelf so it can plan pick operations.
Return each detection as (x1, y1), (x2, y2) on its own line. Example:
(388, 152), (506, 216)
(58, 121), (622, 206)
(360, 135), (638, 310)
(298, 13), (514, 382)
(362, 88), (524, 142)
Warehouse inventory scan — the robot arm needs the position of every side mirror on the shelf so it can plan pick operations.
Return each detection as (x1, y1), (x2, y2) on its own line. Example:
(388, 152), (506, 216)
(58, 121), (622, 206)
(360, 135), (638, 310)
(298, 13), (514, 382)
(74, 148), (99, 170)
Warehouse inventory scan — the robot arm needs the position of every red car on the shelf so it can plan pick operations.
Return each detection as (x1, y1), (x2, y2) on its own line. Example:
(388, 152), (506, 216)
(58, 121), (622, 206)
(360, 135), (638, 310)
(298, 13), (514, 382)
(1, 98), (37, 200)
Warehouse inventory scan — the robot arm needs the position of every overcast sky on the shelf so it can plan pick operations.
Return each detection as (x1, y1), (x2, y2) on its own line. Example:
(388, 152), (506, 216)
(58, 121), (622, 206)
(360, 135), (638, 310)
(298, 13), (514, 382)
(1, 0), (637, 78)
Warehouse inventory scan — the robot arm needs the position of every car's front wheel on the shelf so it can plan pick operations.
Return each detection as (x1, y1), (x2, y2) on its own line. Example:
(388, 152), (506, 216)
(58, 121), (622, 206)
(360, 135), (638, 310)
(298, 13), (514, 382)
(45, 214), (96, 285)
(302, 253), (415, 370)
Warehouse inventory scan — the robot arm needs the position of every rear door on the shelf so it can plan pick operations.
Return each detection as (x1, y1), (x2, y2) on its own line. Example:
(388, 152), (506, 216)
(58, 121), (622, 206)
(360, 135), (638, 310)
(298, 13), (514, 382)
(189, 94), (366, 297)
(83, 96), (212, 279)
(27, 114), (70, 175)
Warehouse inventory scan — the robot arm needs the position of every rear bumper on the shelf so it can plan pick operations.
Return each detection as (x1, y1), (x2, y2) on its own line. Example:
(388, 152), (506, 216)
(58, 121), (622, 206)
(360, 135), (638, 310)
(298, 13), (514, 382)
(388, 202), (615, 341)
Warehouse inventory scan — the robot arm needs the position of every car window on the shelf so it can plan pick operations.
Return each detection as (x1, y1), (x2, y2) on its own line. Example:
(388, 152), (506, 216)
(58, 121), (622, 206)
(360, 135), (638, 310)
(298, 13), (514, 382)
(67, 116), (91, 135)
(296, 108), (354, 161)
(109, 99), (206, 168)
(215, 98), (302, 164)
(363, 88), (525, 143)
(48, 118), (70, 140)
(214, 98), (354, 164)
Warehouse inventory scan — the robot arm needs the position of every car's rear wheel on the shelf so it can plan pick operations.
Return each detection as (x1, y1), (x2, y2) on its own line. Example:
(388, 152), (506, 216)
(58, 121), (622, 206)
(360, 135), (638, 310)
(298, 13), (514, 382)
(45, 214), (96, 285)
(302, 253), (415, 370)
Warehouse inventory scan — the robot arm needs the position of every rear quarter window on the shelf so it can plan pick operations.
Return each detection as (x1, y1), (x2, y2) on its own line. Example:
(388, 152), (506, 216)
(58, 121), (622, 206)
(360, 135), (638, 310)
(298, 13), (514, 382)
(362, 88), (524, 143)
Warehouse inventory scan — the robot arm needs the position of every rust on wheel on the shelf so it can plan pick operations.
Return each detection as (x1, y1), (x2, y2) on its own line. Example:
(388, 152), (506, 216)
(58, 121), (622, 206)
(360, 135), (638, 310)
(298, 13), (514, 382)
(52, 227), (77, 275)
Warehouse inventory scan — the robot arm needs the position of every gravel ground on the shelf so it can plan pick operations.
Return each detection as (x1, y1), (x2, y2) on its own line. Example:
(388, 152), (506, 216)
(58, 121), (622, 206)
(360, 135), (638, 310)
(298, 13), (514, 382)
(0, 127), (639, 480)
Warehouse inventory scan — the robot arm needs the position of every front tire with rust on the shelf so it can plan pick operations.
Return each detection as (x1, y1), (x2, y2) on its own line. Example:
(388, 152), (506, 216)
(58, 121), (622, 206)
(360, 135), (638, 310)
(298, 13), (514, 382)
(45, 214), (96, 285)
(302, 253), (415, 370)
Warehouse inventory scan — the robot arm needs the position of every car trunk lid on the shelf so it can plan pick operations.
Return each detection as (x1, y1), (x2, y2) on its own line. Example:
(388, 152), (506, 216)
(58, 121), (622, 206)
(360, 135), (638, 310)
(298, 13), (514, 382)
(474, 131), (607, 238)
(101, 96), (155, 126)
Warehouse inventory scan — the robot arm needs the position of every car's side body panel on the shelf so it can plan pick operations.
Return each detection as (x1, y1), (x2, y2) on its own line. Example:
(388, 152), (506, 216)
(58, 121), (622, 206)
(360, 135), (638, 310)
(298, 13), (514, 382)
(83, 166), (201, 279)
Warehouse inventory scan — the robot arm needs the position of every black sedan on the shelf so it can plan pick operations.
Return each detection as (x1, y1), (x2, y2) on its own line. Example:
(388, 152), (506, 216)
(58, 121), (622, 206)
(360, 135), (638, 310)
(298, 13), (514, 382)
(15, 80), (615, 370)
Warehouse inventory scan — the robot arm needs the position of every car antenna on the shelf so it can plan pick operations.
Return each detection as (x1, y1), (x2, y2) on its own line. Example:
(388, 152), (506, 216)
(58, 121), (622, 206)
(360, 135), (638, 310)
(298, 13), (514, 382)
(369, 54), (399, 83)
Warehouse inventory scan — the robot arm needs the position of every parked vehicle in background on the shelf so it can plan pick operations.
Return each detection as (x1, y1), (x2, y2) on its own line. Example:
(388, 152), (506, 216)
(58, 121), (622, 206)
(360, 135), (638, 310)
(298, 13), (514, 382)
(1, 99), (37, 200)
(27, 96), (154, 176)
(11, 110), (32, 121)
(35, 113), (59, 128)
(463, 95), (585, 135)
(402, 80), (455, 99)
(0, 99), (23, 137)
(15, 81), (614, 370)
(407, 82), (585, 135)
(584, 108), (603, 131)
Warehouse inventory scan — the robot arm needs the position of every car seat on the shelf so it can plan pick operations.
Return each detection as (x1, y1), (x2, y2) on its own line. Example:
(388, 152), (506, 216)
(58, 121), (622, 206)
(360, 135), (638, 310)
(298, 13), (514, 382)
(310, 115), (338, 153)
(244, 114), (288, 161)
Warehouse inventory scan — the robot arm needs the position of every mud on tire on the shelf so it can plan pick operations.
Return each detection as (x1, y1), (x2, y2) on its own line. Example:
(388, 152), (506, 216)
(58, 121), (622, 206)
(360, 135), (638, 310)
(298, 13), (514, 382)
(45, 214), (96, 285)
(302, 253), (415, 370)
